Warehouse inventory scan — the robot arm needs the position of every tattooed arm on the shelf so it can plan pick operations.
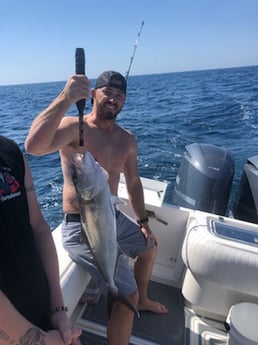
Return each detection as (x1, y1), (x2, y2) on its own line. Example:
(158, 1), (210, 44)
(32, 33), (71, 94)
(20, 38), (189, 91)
(0, 290), (81, 345)
(23, 157), (82, 344)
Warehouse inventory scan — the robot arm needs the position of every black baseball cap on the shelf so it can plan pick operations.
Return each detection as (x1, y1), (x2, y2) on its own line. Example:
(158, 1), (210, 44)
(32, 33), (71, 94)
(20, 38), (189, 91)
(95, 71), (127, 95)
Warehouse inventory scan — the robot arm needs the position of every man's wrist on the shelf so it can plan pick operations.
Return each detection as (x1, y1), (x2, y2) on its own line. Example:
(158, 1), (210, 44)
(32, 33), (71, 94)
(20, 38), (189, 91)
(49, 306), (68, 315)
(136, 216), (149, 227)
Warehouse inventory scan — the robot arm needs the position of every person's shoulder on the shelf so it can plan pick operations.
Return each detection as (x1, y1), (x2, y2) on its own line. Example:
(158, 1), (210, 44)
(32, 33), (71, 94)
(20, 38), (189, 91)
(117, 124), (134, 137)
(0, 135), (18, 148)
(61, 115), (80, 124)
(60, 116), (82, 134)
(0, 135), (22, 156)
(116, 125), (137, 148)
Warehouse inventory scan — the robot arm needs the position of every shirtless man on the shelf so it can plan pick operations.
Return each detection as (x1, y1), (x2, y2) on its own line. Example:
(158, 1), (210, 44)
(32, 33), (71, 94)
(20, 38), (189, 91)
(25, 71), (168, 345)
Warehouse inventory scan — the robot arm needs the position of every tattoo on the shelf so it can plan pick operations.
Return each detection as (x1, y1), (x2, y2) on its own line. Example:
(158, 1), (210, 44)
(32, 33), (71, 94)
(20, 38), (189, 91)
(20, 328), (46, 345)
(0, 329), (14, 344)
(0, 327), (46, 345)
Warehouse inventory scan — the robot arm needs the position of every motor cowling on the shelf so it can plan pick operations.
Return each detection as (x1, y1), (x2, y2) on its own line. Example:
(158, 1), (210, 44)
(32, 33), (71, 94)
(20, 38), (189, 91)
(172, 143), (235, 215)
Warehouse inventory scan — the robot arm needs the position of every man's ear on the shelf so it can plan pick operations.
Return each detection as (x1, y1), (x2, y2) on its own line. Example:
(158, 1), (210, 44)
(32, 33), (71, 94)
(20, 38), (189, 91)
(90, 88), (96, 105)
(90, 88), (96, 97)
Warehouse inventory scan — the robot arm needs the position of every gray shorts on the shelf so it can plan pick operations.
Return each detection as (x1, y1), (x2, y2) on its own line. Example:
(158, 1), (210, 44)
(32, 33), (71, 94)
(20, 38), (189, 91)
(61, 209), (154, 297)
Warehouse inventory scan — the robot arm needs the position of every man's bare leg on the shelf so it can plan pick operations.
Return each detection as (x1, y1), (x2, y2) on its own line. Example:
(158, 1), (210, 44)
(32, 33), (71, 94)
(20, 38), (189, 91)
(107, 292), (138, 345)
(135, 244), (168, 314)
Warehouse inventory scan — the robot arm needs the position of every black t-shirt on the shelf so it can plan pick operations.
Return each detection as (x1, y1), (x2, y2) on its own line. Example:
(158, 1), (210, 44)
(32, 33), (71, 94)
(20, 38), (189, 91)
(0, 136), (51, 330)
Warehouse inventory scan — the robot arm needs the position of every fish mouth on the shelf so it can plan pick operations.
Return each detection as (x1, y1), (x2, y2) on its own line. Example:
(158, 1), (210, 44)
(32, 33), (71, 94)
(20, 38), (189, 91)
(71, 153), (85, 189)
(72, 153), (84, 165)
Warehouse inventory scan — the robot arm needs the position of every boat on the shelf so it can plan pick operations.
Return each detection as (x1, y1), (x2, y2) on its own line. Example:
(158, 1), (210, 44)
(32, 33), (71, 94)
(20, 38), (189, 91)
(52, 143), (258, 345)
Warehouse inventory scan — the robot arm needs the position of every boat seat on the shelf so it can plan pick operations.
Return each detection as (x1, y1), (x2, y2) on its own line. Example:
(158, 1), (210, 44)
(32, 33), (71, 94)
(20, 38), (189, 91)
(52, 225), (91, 317)
(182, 211), (258, 319)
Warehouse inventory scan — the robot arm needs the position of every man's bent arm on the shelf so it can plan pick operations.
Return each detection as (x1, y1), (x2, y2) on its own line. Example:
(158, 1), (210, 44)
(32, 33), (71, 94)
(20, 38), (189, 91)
(25, 75), (90, 155)
(25, 91), (72, 155)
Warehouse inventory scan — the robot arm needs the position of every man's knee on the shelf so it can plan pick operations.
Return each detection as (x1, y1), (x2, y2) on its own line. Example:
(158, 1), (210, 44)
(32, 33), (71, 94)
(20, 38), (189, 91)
(111, 289), (139, 316)
(139, 243), (157, 260)
(129, 289), (139, 307)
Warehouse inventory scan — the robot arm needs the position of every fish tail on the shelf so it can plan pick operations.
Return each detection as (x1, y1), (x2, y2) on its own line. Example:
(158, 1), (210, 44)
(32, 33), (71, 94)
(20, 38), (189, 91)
(107, 291), (140, 319)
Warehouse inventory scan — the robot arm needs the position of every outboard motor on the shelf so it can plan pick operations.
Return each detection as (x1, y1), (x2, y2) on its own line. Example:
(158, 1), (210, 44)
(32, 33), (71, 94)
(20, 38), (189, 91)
(172, 143), (235, 215)
(233, 156), (258, 224)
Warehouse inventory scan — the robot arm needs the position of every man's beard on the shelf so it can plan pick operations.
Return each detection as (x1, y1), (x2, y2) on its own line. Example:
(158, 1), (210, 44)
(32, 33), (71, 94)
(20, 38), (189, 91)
(98, 102), (120, 120)
(103, 111), (118, 120)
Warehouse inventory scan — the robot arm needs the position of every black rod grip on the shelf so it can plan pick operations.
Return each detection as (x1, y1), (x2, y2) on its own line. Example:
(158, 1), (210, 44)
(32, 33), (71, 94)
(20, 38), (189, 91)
(75, 48), (85, 75)
(75, 48), (85, 146)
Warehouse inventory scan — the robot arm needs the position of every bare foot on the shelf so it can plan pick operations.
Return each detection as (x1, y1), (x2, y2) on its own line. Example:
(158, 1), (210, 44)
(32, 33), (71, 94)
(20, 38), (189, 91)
(138, 299), (168, 314)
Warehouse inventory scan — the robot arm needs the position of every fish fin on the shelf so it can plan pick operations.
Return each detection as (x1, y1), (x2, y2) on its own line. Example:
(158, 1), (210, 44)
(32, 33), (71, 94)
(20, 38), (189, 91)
(107, 291), (140, 319)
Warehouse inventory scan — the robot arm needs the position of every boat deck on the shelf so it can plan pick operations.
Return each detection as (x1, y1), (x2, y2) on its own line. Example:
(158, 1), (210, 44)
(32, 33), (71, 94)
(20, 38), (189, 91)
(75, 281), (185, 345)
(72, 281), (228, 345)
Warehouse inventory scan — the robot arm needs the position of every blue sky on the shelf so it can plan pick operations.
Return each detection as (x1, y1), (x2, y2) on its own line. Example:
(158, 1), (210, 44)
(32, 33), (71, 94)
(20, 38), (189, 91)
(1, 0), (257, 85)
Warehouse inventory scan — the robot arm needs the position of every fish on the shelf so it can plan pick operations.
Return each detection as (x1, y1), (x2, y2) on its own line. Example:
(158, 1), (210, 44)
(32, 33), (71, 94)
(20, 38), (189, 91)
(71, 151), (139, 317)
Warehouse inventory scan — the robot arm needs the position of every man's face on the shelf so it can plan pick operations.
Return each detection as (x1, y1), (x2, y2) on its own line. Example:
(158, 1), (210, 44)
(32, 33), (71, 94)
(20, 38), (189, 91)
(93, 87), (126, 120)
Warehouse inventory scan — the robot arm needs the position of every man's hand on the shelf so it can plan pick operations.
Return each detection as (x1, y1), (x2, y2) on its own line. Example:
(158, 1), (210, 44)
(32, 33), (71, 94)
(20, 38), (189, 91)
(140, 224), (158, 246)
(63, 75), (90, 105)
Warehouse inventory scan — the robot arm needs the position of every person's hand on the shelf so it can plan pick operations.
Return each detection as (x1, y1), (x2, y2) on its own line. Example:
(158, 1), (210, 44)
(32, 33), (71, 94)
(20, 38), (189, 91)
(46, 328), (81, 345)
(63, 75), (90, 105)
(68, 327), (82, 345)
(140, 224), (158, 246)
(50, 311), (82, 345)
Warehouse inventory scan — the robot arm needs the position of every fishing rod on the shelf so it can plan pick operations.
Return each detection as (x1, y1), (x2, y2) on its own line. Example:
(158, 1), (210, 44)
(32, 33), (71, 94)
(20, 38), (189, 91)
(75, 47), (86, 147)
(125, 20), (144, 81)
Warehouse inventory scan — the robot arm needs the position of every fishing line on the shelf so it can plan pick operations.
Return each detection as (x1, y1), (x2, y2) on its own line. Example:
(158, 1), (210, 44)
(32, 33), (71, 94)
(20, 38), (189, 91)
(125, 21), (144, 81)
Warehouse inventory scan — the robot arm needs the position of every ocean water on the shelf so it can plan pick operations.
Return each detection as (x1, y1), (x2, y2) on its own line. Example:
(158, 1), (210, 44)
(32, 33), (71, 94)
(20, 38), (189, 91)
(1, 65), (258, 229)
